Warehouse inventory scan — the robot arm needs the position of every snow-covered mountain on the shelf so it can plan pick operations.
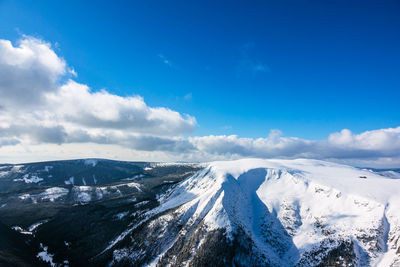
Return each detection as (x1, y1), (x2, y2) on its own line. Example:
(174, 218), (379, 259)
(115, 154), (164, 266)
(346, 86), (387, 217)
(106, 159), (400, 267)
(2, 158), (400, 266)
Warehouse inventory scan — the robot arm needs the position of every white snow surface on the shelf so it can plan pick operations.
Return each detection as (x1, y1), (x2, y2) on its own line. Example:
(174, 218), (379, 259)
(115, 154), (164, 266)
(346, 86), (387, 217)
(37, 244), (56, 267)
(151, 158), (400, 266)
(11, 165), (24, 172)
(18, 187), (69, 203)
(13, 174), (43, 183)
(72, 186), (92, 202)
(123, 174), (145, 181)
(70, 182), (139, 203)
(84, 159), (98, 167)
(147, 162), (207, 169)
(125, 182), (142, 191)
(114, 211), (129, 220)
(11, 225), (32, 235)
(64, 176), (75, 185)
(43, 166), (53, 172)
(28, 220), (49, 232)
(40, 187), (69, 201)
(0, 169), (10, 178)
(12, 220), (49, 236)
(1, 165), (25, 178)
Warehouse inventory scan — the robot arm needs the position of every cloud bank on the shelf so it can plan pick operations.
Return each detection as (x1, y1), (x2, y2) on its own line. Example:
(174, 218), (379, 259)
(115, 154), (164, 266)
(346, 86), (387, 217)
(189, 127), (400, 162)
(0, 36), (399, 167)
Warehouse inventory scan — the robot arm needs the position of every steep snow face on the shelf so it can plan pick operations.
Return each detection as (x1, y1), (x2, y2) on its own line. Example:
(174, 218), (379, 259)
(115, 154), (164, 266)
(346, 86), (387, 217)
(152, 159), (400, 266)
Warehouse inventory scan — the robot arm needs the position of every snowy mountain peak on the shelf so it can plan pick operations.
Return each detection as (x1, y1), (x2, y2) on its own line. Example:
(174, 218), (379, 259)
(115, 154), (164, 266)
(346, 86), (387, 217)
(120, 159), (400, 266)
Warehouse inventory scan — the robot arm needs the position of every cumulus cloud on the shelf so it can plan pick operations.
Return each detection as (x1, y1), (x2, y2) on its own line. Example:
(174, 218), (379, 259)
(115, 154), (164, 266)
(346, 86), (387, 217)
(190, 130), (312, 158)
(0, 36), (196, 148)
(0, 37), (67, 108)
(326, 128), (400, 158)
(47, 80), (195, 135)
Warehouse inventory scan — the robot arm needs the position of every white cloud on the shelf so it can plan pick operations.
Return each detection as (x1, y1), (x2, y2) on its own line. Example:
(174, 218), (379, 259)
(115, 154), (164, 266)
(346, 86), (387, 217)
(189, 130), (313, 158)
(2, 126), (400, 167)
(326, 127), (400, 158)
(0, 36), (196, 149)
(47, 80), (195, 135)
(0, 37), (66, 108)
(328, 128), (400, 151)
(187, 127), (400, 165)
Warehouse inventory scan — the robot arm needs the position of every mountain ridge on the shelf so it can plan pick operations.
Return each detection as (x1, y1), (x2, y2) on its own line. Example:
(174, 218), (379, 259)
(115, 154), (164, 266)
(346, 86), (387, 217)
(107, 159), (400, 266)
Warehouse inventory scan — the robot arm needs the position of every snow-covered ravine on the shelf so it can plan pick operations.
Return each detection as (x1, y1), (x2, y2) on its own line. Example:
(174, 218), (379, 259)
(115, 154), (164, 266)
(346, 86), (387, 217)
(123, 158), (400, 266)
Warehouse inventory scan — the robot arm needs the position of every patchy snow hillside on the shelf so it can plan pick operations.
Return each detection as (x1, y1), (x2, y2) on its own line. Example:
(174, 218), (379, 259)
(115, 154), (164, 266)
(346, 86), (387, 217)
(108, 158), (400, 267)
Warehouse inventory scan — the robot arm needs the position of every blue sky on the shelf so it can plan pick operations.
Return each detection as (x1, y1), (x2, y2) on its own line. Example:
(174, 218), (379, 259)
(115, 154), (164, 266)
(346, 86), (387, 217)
(1, 0), (399, 139)
(1, 1), (400, 166)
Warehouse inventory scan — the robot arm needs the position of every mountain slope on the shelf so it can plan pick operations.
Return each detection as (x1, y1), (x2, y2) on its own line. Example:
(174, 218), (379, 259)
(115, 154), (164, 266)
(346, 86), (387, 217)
(106, 159), (400, 267)
(0, 159), (203, 266)
(0, 222), (45, 267)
